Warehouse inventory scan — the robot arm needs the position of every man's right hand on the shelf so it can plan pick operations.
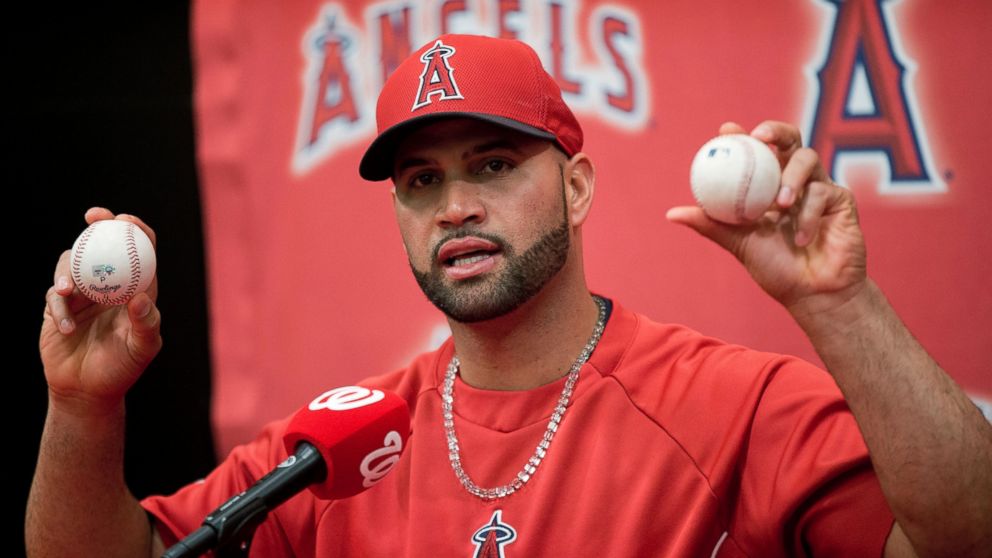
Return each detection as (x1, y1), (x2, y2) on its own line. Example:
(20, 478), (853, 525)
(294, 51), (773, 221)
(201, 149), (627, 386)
(40, 206), (163, 415)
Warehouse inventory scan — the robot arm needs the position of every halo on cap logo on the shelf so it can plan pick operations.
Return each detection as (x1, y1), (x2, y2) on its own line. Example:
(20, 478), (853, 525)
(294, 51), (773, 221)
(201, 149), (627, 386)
(412, 39), (464, 111)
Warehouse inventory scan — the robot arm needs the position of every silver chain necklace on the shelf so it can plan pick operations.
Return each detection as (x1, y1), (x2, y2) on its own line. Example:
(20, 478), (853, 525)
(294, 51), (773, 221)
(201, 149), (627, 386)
(441, 296), (607, 500)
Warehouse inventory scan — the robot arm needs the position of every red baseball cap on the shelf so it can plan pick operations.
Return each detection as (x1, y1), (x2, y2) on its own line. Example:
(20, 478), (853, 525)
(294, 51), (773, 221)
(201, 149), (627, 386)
(359, 34), (584, 181)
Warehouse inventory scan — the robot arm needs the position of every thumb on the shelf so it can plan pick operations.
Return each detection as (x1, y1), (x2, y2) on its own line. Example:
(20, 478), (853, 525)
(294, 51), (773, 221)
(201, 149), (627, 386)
(126, 292), (163, 365)
(665, 206), (747, 257)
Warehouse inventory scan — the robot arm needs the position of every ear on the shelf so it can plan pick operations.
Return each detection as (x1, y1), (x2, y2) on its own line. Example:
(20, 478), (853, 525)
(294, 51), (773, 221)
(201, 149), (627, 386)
(563, 152), (595, 227)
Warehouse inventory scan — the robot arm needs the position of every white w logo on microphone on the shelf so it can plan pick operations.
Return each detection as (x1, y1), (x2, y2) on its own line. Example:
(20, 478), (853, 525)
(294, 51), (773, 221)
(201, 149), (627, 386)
(308, 386), (385, 411)
(360, 431), (403, 488)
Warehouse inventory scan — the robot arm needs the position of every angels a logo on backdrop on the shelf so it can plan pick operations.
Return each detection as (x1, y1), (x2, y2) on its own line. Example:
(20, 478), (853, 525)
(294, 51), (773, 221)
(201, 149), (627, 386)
(292, 1), (650, 175)
(804, 0), (942, 193)
(295, 7), (371, 175)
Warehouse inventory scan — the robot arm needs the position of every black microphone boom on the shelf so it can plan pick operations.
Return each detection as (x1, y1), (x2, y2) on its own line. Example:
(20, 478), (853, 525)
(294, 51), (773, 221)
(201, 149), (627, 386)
(162, 443), (327, 558)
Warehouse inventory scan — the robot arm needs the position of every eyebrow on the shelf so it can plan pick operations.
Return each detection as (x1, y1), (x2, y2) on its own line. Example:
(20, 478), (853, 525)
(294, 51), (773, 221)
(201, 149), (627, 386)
(395, 157), (433, 174)
(468, 140), (525, 158)
(394, 139), (527, 174)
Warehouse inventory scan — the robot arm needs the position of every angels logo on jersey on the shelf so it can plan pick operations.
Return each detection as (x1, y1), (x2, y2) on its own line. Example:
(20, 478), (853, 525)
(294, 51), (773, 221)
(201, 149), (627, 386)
(412, 39), (464, 111)
(471, 510), (516, 558)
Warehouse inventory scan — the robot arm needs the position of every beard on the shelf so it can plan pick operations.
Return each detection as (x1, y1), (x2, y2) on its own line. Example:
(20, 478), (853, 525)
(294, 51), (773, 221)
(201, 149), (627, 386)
(409, 185), (570, 323)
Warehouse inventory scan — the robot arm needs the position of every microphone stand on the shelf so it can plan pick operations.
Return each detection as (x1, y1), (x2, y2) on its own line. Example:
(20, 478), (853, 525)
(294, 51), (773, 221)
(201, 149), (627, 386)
(162, 444), (327, 558)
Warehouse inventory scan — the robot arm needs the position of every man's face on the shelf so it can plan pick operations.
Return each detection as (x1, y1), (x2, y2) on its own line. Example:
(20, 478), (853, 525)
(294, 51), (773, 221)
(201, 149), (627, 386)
(391, 119), (572, 323)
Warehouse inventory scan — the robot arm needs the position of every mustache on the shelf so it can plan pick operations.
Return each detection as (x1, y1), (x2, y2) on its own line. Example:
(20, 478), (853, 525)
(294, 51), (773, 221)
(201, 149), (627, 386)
(431, 229), (509, 264)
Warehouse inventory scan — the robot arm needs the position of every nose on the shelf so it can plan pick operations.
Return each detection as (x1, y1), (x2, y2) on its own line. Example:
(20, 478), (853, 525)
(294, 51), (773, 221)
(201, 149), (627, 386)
(436, 178), (486, 228)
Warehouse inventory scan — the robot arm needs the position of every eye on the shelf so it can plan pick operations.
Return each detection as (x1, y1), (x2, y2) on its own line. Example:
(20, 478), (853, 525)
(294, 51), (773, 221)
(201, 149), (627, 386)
(477, 159), (513, 175)
(407, 172), (439, 189)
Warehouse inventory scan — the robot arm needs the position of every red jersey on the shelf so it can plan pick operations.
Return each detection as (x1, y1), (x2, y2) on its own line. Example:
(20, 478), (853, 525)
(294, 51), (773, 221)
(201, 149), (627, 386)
(143, 299), (894, 556)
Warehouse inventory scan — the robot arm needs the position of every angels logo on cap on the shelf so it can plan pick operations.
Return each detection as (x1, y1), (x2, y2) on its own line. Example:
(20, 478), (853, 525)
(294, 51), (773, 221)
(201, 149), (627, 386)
(412, 40), (464, 111)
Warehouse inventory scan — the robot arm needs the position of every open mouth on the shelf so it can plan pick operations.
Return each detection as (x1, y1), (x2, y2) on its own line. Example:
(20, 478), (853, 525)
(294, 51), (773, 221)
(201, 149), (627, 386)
(437, 237), (503, 278)
(446, 250), (497, 267)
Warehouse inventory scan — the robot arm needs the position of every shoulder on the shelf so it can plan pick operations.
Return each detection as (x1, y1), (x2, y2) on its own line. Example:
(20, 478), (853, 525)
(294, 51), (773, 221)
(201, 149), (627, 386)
(604, 301), (853, 468)
(141, 414), (298, 548)
(607, 302), (834, 401)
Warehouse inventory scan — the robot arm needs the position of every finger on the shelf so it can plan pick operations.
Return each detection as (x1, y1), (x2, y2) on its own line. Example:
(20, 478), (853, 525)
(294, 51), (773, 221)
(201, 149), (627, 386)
(84, 207), (158, 250)
(750, 121), (803, 158)
(114, 213), (158, 249)
(53, 250), (74, 296)
(793, 181), (835, 247)
(45, 286), (76, 334)
(51, 249), (88, 334)
(719, 121), (747, 135)
(780, 147), (834, 209)
(143, 275), (159, 303)
(778, 147), (823, 209)
(85, 207), (116, 224)
(666, 206), (747, 258)
(126, 293), (163, 365)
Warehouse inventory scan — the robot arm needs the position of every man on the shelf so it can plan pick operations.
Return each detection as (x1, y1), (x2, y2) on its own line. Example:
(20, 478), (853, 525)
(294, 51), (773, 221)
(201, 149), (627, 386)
(28, 34), (990, 557)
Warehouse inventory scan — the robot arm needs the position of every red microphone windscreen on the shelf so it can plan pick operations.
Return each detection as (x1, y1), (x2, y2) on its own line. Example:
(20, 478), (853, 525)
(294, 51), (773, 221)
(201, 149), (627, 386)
(283, 386), (410, 500)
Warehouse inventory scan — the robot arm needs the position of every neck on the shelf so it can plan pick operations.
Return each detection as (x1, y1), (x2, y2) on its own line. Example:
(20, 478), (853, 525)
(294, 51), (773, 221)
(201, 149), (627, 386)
(447, 271), (600, 391)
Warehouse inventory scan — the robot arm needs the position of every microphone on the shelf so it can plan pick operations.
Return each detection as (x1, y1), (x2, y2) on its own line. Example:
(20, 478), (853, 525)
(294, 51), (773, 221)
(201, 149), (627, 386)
(162, 386), (410, 558)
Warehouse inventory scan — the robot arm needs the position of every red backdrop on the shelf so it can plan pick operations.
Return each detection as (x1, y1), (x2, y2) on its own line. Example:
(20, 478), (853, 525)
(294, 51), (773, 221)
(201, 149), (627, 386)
(192, 0), (992, 455)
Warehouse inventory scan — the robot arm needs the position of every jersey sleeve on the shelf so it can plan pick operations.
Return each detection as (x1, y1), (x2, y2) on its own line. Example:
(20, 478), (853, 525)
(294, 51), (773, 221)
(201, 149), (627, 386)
(729, 357), (895, 557)
(140, 415), (315, 555)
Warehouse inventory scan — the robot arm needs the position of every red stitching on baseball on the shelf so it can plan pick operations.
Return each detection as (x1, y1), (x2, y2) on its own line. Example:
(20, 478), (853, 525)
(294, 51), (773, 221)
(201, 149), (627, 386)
(71, 224), (96, 298)
(124, 224), (141, 302)
(733, 136), (756, 222)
